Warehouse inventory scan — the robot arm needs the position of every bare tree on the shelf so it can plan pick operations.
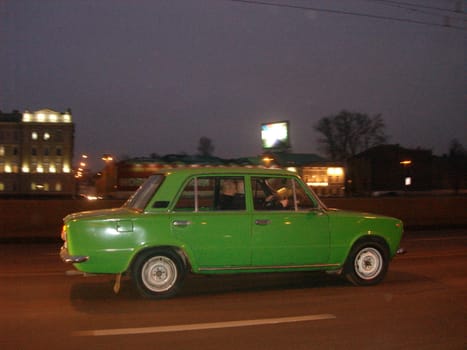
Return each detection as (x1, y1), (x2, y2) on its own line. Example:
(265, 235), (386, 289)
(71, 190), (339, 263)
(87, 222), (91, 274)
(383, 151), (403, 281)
(314, 110), (388, 161)
(197, 136), (215, 157)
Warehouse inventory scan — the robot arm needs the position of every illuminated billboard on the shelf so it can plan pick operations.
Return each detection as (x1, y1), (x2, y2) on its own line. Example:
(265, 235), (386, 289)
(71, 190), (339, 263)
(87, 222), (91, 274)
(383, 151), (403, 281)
(261, 121), (290, 150)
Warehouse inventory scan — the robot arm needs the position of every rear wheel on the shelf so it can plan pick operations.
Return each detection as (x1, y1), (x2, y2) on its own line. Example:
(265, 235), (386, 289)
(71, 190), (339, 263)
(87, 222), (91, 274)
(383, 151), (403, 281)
(132, 249), (185, 299)
(344, 241), (388, 286)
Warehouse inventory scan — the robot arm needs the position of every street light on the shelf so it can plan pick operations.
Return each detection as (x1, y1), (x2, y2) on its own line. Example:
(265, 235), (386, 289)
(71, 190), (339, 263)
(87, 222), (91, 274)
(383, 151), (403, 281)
(400, 160), (412, 191)
(400, 160), (412, 166)
(102, 154), (114, 162)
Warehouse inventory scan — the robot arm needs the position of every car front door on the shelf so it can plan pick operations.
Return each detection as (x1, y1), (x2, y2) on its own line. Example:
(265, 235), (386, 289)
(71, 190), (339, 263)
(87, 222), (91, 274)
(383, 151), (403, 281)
(250, 176), (330, 267)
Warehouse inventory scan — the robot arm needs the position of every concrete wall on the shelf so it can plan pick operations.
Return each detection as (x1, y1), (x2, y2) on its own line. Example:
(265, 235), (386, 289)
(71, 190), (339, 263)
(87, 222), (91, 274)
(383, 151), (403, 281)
(0, 197), (466, 239)
(324, 196), (467, 229)
(0, 199), (124, 239)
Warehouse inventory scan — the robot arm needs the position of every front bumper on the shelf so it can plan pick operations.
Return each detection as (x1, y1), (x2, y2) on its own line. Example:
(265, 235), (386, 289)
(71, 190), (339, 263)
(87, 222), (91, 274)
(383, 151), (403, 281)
(60, 245), (89, 264)
(396, 247), (406, 255)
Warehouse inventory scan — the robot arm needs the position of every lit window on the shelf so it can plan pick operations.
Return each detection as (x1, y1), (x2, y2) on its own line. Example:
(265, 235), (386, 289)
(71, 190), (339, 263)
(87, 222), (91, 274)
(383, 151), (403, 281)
(48, 114), (58, 122)
(0, 183), (4, 191)
(405, 177), (412, 186)
(22, 165), (30, 173)
(37, 113), (45, 122)
(32, 132), (38, 140)
(0, 146), (4, 156)
(43, 132), (51, 141)
(55, 183), (62, 191)
(327, 167), (344, 176)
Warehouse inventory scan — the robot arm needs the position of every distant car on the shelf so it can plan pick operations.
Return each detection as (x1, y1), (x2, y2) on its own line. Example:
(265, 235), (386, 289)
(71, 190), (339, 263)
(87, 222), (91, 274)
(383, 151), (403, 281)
(60, 167), (404, 298)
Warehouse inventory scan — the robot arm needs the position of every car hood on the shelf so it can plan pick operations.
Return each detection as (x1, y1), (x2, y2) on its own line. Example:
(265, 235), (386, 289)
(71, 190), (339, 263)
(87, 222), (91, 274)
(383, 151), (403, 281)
(64, 207), (136, 222)
(327, 208), (392, 219)
(326, 208), (402, 226)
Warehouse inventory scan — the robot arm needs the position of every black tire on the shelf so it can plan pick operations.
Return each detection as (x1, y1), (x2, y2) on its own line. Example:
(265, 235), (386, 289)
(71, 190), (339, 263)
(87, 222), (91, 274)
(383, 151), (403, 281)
(132, 249), (185, 299)
(344, 240), (389, 286)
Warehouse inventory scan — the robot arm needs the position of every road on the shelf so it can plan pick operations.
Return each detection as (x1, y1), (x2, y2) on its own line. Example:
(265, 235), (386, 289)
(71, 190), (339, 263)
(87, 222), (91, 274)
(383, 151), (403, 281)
(0, 229), (465, 349)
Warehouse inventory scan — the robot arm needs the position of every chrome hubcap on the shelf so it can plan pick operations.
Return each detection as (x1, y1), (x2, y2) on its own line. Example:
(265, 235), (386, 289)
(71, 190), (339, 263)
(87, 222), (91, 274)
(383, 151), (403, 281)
(354, 247), (383, 280)
(141, 256), (177, 292)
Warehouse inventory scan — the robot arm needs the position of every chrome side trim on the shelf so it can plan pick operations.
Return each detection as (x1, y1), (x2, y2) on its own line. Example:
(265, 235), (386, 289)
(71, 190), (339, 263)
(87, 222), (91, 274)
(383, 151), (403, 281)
(199, 263), (340, 272)
(60, 246), (89, 264)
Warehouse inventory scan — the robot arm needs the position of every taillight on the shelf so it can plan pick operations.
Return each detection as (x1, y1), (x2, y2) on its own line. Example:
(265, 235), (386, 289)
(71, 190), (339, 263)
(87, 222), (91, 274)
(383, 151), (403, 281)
(61, 225), (67, 241)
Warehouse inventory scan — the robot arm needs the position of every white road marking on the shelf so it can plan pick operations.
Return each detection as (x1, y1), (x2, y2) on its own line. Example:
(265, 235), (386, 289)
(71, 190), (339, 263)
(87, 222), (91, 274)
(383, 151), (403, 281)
(74, 314), (336, 337)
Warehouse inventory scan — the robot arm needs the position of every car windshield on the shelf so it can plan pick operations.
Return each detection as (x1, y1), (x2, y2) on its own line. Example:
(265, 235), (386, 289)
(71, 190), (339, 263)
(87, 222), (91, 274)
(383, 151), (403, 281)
(123, 174), (164, 211)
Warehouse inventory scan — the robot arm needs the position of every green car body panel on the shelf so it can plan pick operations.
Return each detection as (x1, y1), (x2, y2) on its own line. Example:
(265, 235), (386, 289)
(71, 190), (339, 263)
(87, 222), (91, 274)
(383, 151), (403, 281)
(61, 167), (403, 278)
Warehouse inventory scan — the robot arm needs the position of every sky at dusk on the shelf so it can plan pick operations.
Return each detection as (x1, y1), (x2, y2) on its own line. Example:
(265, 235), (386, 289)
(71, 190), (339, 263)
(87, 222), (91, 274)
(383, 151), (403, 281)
(1, 0), (465, 170)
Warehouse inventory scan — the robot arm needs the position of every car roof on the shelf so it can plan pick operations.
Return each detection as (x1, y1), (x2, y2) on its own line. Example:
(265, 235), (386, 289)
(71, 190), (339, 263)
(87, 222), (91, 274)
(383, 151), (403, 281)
(154, 166), (298, 177)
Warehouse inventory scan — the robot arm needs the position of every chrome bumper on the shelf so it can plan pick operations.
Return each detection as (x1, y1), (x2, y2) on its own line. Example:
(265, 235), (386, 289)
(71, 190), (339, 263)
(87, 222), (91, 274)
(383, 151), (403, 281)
(60, 245), (89, 264)
(396, 247), (406, 255)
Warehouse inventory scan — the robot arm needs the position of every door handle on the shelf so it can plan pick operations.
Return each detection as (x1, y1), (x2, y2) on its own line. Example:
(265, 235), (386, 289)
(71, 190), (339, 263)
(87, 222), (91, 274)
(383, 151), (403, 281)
(255, 219), (271, 225)
(172, 220), (192, 227)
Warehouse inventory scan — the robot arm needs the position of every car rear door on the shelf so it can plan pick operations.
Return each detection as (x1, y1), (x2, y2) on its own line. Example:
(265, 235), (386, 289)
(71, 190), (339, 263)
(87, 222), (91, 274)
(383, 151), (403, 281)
(170, 176), (251, 269)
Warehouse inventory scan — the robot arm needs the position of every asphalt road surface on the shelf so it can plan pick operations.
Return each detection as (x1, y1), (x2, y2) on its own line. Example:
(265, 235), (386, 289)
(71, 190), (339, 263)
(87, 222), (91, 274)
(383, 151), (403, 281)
(1, 229), (465, 350)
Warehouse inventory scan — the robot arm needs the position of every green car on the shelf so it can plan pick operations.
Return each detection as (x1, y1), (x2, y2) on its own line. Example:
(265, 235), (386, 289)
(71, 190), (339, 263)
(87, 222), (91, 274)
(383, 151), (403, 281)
(60, 167), (404, 298)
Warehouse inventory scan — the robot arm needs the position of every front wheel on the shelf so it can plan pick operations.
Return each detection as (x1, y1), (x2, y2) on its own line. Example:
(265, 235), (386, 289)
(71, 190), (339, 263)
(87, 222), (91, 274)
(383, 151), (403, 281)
(132, 249), (185, 299)
(344, 241), (388, 286)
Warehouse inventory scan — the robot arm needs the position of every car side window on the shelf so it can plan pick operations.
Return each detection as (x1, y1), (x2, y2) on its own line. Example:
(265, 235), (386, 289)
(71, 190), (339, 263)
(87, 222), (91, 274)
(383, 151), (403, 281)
(218, 177), (246, 210)
(174, 179), (196, 211)
(252, 176), (294, 210)
(293, 180), (318, 210)
(251, 176), (316, 211)
(174, 176), (245, 212)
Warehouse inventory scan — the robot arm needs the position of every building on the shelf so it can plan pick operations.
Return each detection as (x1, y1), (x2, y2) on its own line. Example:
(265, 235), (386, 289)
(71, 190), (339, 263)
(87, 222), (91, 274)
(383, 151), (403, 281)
(95, 152), (346, 199)
(0, 109), (75, 197)
(95, 154), (255, 199)
(261, 152), (346, 197)
(347, 144), (435, 195)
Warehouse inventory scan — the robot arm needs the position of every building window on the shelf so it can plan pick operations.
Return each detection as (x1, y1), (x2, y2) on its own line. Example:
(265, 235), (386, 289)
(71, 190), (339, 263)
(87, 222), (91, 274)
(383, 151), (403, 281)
(55, 130), (63, 142)
(55, 183), (62, 191)
(32, 183), (49, 191)
(55, 161), (62, 173)
(43, 132), (51, 141)
(32, 132), (38, 140)
(0, 182), (4, 191)
(0, 146), (4, 157)
(56, 148), (62, 156)
(32, 148), (37, 156)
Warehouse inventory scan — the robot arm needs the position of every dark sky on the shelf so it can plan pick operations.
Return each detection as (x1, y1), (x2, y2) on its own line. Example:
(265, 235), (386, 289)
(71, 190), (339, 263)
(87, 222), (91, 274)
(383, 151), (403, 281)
(1, 0), (465, 170)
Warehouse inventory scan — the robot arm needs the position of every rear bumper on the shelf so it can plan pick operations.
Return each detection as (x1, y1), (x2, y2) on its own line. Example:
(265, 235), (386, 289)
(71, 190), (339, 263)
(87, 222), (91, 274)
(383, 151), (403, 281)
(60, 245), (89, 264)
